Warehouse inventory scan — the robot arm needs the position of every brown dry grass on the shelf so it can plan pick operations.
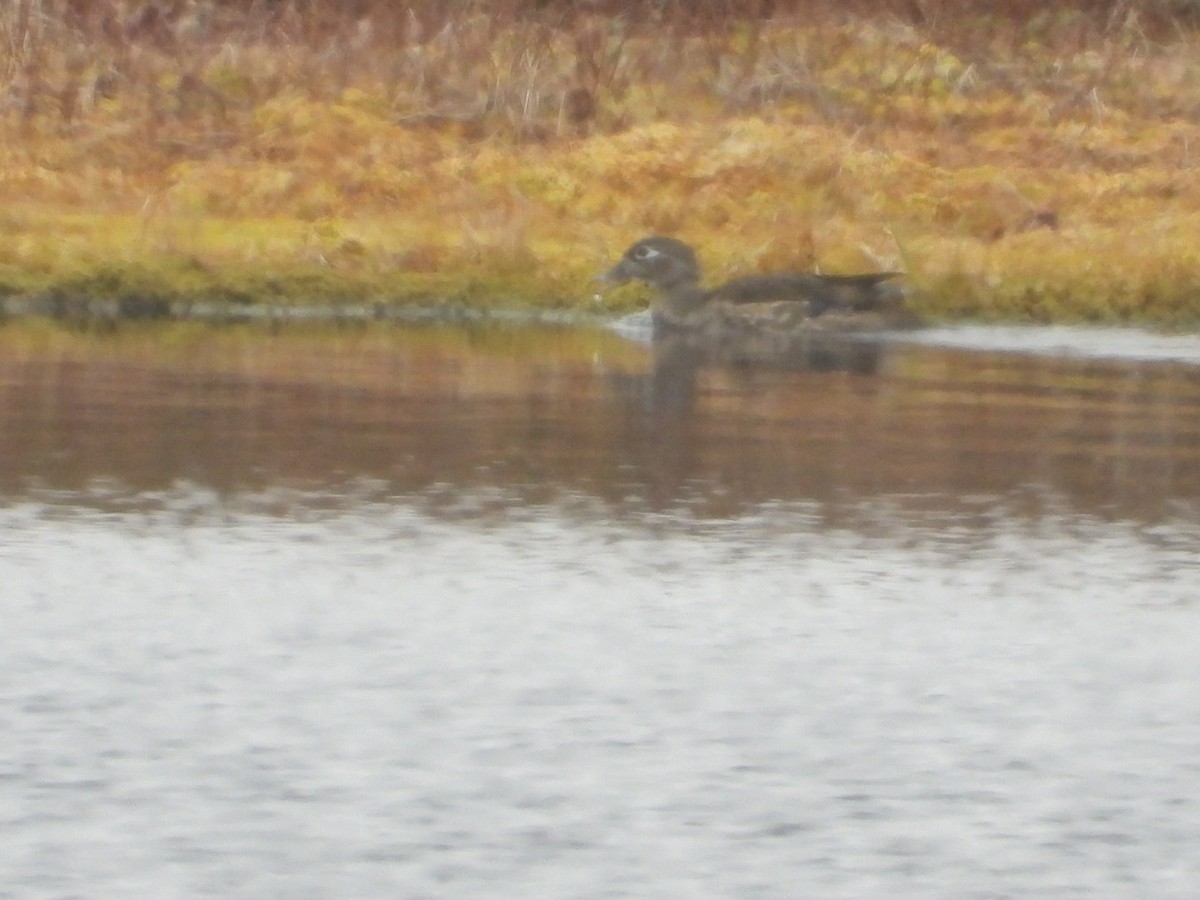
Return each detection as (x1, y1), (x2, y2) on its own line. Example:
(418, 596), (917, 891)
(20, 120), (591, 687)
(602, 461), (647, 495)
(4, 0), (1200, 321)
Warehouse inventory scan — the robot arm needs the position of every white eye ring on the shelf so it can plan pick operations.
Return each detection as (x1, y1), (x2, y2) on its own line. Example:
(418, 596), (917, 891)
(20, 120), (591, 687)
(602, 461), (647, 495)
(632, 245), (660, 260)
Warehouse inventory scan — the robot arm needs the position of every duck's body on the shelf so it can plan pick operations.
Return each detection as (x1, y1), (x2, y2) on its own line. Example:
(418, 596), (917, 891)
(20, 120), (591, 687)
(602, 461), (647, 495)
(599, 236), (914, 335)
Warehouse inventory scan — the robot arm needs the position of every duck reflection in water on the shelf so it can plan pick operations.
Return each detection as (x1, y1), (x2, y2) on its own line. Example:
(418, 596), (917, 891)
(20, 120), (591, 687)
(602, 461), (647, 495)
(605, 329), (887, 422)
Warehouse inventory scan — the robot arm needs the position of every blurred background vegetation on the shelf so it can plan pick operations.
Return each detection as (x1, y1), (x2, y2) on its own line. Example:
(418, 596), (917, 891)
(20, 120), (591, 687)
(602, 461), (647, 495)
(4, 0), (1200, 321)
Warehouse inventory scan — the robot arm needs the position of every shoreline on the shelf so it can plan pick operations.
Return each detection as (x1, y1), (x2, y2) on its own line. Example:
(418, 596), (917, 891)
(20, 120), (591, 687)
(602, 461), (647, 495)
(0, 292), (605, 327)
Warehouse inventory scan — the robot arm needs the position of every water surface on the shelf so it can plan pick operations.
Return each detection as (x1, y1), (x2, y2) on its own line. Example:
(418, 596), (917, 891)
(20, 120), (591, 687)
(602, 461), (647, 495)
(2, 320), (1198, 898)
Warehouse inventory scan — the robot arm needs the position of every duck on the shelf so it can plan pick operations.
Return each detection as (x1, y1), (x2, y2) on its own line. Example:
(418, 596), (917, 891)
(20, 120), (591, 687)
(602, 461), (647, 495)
(598, 236), (915, 335)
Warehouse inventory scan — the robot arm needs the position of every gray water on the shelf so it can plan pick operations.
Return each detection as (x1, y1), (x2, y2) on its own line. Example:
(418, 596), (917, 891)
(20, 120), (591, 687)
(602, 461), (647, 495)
(2, 321), (1199, 898)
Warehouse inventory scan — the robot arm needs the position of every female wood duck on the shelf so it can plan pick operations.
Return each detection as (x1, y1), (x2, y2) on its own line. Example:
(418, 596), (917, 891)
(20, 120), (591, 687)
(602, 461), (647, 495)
(598, 236), (915, 335)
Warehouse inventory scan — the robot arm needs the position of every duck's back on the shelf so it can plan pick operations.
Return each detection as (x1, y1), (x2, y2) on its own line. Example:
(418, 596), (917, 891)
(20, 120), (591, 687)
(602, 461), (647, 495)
(708, 272), (901, 314)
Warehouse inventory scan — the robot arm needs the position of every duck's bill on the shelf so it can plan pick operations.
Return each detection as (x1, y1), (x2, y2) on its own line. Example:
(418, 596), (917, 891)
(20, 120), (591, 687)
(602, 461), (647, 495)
(593, 261), (632, 285)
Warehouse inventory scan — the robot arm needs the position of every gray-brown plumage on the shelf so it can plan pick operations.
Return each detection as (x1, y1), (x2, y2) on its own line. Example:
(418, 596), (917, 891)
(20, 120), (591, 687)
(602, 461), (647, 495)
(599, 236), (914, 334)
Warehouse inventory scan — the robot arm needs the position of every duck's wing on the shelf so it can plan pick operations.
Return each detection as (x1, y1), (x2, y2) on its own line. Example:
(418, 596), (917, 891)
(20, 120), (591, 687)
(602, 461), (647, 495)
(708, 274), (817, 303)
(812, 272), (904, 313)
(709, 272), (903, 315)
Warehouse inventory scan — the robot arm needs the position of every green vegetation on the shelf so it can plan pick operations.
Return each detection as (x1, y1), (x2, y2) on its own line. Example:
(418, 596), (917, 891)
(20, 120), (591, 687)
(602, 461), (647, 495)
(4, 1), (1200, 323)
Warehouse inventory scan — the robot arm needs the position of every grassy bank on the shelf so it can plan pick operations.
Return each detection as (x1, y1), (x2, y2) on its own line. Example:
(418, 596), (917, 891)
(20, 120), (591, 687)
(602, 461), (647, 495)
(4, 0), (1200, 323)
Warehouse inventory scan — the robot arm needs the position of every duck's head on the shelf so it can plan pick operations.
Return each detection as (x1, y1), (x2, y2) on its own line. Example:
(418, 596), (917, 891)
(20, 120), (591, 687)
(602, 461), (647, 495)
(598, 236), (702, 292)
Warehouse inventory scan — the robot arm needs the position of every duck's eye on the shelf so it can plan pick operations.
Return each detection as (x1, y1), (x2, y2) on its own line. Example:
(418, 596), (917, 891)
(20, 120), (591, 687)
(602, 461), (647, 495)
(632, 245), (659, 260)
